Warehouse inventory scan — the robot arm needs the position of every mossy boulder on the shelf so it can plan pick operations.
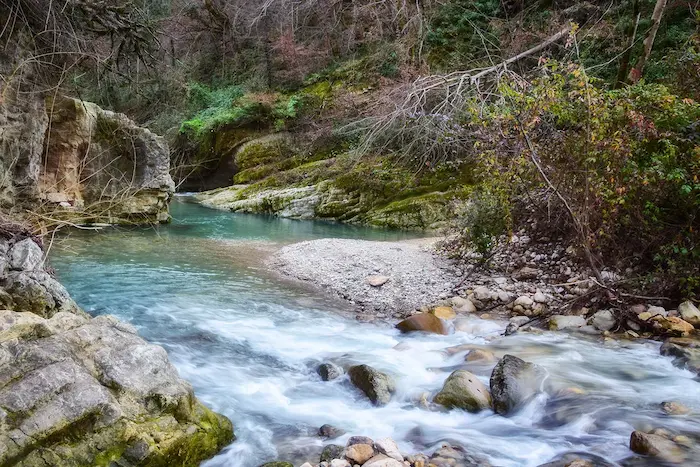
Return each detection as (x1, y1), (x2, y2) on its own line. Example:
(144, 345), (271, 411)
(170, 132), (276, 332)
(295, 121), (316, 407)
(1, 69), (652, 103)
(434, 370), (492, 412)
(0, 310), (234, 466)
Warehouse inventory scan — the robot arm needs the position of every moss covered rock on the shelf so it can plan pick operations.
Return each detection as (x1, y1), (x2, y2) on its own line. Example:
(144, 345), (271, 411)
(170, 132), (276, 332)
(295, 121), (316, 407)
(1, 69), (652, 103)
(0, 310), (234, 466)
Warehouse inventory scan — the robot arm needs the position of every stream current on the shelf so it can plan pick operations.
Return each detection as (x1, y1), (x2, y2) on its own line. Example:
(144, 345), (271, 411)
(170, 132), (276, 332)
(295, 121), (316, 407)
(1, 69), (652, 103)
(49, 197), (700, 466)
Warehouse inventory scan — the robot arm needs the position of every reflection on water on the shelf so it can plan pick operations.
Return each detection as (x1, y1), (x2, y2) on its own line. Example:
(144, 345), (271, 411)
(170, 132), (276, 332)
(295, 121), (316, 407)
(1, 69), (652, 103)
(50, 198), (700, 466)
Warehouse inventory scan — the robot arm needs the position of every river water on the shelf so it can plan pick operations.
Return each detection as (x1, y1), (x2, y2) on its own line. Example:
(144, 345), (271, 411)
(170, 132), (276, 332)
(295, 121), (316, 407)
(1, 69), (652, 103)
(49, 198), (700, 466)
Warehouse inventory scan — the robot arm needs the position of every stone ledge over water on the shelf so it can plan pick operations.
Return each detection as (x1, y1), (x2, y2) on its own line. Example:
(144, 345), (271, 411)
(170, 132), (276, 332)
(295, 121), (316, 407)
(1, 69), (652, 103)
(0, 310), (233, 466)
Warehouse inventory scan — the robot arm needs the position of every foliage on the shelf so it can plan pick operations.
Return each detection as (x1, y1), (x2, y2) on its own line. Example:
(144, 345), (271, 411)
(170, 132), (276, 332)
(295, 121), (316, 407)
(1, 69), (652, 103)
(452, 186), (511, 256)
(464, 63), (700, 297)
(425, 0), (501, 69)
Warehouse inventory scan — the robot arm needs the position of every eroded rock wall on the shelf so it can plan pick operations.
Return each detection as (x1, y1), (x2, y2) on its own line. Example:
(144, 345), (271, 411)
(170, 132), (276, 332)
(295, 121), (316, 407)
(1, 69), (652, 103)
(41, 96), (175, 223)
(0, 47), (174, 224)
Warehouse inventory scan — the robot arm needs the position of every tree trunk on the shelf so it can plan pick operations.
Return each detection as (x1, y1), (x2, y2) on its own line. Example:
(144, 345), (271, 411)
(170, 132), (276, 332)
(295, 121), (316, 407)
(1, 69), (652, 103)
(631, 0), (668, 81)
(614, 0), (640, 88)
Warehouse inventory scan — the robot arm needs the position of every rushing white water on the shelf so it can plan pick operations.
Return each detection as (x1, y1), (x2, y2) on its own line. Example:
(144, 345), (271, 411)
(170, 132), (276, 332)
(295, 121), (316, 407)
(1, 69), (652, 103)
(49, 198), (700, 466)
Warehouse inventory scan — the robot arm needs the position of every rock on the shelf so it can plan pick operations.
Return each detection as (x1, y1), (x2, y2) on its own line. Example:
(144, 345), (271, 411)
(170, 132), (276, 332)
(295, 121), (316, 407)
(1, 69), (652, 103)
(513, 267), (539, 280)
(630, 304), (647, 315)
(431, 306), (456, 320)
(348, 365), (396, 406)
(44, 96), (174, 223)
(548, 315), (586, 331)
(451, 296), (476, 313)
(362, 454), (403, 467)
(514, 295), (534, 309)
(318, 362), (343, 381)
(537, 452), (617, 467)
(366, 275), (390, 287)
(9, 239), (43, 271)
(533, 290), (547, 303)
(465, 349), (496, 362)
(490, 355), (546, 415)
(319, 424), (346, 439)
(348, 436), (375, 446)
(4, 271), (80, 318)
(648, 305), (668, 317)
(473, 286), (492, 302)
(396, 313), (450, 335)
(590, 309), (615, 331)
(0, 311), (233, 467)
(300, 463), (313, 467)
(330, 459), (351, 467)
(678, 301), (700, 327)
(434, 370), (491, 412)
(374, 438), (403, 461)
(661, 401), (691, 415)
(652, 316), (695, 337)
(346, 443), (375, 464)
(260, 463), (293, 467)
(320, 444), (345, 462)
(429, 444), (489, 466)
(629, 431), (686, 463)
(660, 337), (700, 375)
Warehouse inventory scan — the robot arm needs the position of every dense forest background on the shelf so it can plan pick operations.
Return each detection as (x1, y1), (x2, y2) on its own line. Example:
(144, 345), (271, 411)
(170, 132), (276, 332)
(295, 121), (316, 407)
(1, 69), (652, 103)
(2, 0), (699, 297)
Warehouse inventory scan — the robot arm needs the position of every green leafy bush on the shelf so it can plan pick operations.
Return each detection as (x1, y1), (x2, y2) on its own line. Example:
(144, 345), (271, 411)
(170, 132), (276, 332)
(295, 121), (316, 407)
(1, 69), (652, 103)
(469, 63), (700, 297)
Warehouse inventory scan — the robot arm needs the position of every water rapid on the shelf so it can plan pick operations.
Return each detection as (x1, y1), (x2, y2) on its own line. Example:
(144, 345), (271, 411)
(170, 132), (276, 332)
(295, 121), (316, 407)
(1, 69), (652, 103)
(49, 198), (700, 466)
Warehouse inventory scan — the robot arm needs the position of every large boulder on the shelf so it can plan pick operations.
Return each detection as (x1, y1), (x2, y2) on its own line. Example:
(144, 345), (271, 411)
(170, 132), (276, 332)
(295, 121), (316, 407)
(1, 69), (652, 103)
(396, 312), (451, 335)
(490, 355), (546, 415)
(433, 370), (492, 412)
(0, 310), (233, 466)
(348, 365), (396, 406)
(678, 301), (700, 327)
(652, 315), (695, 337)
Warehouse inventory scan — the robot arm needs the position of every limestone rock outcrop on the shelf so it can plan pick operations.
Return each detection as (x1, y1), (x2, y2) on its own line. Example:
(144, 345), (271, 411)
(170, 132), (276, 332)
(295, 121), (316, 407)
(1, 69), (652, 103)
(0, 310), (233, 466)
(0, 86), (174, 224)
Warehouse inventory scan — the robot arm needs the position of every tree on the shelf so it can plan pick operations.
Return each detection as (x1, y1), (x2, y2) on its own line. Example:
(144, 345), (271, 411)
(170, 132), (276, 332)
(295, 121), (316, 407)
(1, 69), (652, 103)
(630, 0), (669, 81)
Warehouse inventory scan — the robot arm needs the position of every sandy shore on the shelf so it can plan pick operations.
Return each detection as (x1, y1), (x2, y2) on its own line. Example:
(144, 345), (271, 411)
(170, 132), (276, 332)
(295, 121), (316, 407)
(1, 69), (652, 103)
(268, 237), (459, 319)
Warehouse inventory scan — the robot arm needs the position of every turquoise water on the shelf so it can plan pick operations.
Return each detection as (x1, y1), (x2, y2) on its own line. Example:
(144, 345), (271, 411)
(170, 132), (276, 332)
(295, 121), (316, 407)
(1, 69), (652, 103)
(49, 198), (700, 467)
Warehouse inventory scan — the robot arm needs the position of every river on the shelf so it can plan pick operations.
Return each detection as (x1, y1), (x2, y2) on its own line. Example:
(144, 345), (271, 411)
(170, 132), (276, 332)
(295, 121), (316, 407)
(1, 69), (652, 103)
(49, 197), (700, 466)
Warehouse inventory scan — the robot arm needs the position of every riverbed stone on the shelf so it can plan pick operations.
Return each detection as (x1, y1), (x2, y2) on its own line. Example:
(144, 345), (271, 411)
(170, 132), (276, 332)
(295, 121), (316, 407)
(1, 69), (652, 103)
(590, 309), (616, 331)
(260, 463), (294, 467)
(348, 365), (396, 406)
(362, 454), (403, 467)
(629, 431), (686, 463)
(514, 295), (534, 309)
(431, 306), (456, 320)
(660, 337), (700, 375)
(490, 355), (546, 415)
(465, 349), (496, 362)
(451, 296), (477, 313)
(318, 362), (343, 381)
(366, 275), (390, 287)
(320, 444), (345, 462)
(319, 424), (346, 439)
(652, 315), (695, 336)
(345, 443), (375, 464)
(548, 315), (586, 331)
(678, 301), (700, 327)
(434, 370), (491, 412)
(0, 310), (233, 467)
(396, 312), (450, 335)
(374, 438), (403, 461)
(661, 401), (691, 416)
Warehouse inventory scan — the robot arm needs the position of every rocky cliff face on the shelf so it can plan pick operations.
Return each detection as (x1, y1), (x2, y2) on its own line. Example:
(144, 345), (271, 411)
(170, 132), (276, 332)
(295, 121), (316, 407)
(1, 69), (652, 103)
(1, 79), (174, 224)
(0, 234), (234, 466)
